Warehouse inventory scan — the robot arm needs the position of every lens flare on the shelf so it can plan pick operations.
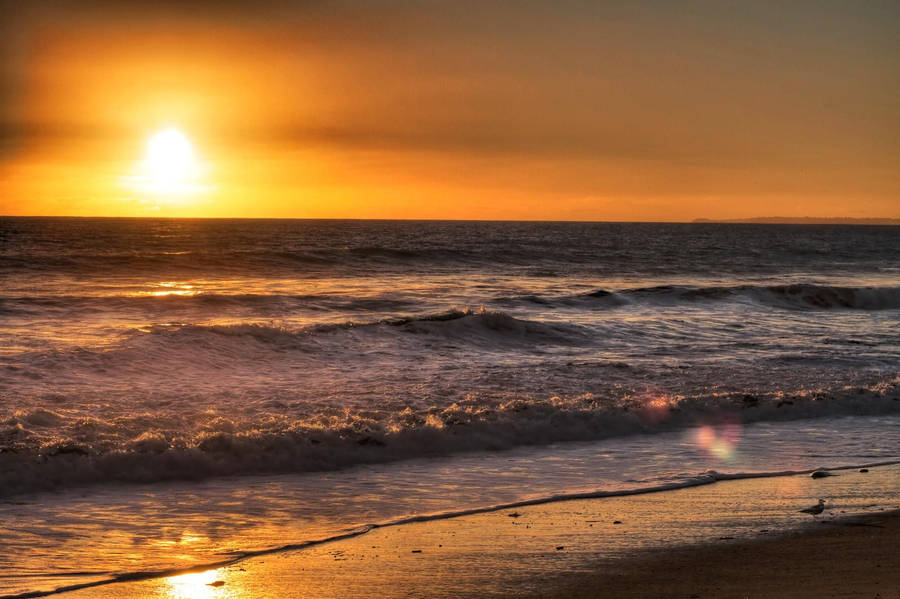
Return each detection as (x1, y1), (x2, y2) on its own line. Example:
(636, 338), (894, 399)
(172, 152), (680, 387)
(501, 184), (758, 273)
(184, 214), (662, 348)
(694, 419), (742, 460)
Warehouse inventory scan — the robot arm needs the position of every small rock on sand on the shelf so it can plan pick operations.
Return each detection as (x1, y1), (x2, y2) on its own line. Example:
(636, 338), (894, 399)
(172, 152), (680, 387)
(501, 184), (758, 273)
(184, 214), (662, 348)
(613, 520), (622, 524)
(206, 581), (225, 587)
(411, 549), (422, 553)
(859, 468), (869, 473)
(810, 470), (834, 479)
(555, 546), (565, 551)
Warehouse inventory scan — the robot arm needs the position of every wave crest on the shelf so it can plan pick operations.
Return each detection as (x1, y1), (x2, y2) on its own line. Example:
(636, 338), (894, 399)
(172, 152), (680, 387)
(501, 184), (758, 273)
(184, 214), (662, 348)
(567, 283), (900, 311)
(136, 308), (587, 347)
(2, 380), (898, 497)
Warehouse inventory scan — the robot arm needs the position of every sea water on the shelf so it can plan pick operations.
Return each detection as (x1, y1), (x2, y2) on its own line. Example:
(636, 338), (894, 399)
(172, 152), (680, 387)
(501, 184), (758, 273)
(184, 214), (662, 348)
(1, 218), (898, 595)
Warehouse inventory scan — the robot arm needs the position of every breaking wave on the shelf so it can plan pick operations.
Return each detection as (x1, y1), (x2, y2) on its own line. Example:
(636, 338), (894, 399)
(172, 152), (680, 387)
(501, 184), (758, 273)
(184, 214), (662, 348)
(2, 380), (898, 497)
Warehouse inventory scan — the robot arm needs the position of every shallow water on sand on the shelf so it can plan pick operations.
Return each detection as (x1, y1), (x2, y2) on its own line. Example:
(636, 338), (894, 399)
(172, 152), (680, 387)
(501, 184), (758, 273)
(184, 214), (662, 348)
(1, 415), (899, 597)
(19, 464), (900, 599)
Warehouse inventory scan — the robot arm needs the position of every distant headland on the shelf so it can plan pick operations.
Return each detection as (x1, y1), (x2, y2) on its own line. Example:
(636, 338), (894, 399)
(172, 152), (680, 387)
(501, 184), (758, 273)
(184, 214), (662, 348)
(692, 217), (900, 225)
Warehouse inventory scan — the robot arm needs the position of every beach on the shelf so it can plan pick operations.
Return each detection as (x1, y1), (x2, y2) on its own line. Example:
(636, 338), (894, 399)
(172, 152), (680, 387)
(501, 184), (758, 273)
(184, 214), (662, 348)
(38, 462), (899, 599)
(537, 512), (900, 599)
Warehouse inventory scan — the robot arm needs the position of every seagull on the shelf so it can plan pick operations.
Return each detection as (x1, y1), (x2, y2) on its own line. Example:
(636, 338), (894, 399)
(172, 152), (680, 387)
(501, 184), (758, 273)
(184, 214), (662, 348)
(799, 499), (826, 517)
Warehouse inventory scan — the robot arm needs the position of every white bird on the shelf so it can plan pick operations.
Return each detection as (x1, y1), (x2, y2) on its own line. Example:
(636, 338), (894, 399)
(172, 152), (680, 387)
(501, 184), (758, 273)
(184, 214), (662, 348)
(799, 498), (826, 517)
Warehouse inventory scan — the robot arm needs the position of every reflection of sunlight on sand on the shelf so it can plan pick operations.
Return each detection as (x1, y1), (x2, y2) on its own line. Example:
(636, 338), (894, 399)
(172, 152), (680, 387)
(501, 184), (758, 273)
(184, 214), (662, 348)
(165, 569), (226, 598)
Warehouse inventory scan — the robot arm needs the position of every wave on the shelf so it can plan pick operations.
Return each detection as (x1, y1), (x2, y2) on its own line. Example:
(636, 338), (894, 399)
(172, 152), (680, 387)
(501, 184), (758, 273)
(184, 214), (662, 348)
(0, 293), (421, 316)
(753, 284), (900, 310)
(6, 283), (898, 321)
(124, 308), (591, 351)
(2, 380), (898, 498)
(0, 245), (490, 277)
(557, 283), (900, 311)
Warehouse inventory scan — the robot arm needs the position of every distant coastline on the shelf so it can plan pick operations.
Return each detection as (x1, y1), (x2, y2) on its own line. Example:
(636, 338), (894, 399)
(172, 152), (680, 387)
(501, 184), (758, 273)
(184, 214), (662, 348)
(693, 217), (900, 225)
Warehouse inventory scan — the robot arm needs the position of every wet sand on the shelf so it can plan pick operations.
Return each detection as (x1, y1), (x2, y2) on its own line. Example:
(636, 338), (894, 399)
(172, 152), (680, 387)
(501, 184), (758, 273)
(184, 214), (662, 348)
(529, 511), (900, 599)
(53, 464), (900, 599)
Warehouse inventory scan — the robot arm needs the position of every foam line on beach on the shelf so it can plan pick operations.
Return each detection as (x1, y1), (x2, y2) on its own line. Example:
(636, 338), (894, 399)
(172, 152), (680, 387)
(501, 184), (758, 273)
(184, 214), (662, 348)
(5, 458), (900, 599)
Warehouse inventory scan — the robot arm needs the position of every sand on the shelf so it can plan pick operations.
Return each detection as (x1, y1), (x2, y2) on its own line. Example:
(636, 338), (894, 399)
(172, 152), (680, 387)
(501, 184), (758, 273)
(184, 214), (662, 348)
(45, 464), (900, 598)
(531, 513), (900, 599)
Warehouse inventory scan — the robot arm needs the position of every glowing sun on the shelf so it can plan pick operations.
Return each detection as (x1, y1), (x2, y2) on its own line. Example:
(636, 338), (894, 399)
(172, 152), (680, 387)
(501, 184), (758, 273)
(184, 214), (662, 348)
(146, 129), (193, 184)
(121, 126), (211, 201)
(144, 128), (196, 190)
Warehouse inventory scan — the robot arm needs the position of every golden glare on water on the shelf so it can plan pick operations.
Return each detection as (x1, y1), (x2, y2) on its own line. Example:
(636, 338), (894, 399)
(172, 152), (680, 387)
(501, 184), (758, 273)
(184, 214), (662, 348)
(141, 282), (200, 297)
(165, 569), (227, 599)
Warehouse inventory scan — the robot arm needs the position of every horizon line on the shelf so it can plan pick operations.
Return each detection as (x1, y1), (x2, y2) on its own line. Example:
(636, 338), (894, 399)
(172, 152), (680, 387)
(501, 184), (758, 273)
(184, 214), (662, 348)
(2, 215), (900, 226)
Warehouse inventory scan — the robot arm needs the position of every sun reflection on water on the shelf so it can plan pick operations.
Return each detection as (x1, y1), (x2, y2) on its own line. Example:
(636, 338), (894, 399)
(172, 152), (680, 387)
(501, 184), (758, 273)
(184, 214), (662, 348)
(165, 569), (227, 599)
(139, 282), (200, 297)
(634, 391), (677, 424)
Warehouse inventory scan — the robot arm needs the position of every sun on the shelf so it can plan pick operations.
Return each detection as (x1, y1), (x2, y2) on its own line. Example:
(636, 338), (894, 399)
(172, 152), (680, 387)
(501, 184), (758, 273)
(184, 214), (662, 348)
(146, 128), (194, 186)
(144, 128), (196, 190)
(119, 126), (212, 207)
(120, 127), (214, 202)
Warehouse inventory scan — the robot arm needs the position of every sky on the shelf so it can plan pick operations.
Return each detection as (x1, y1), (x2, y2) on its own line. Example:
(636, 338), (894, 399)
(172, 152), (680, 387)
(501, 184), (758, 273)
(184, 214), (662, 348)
(1, 0), (898, 220)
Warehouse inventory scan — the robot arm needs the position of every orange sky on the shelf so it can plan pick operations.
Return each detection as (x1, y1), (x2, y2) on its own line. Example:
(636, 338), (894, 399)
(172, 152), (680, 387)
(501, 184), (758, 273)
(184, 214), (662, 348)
(1, 1), (898, 220)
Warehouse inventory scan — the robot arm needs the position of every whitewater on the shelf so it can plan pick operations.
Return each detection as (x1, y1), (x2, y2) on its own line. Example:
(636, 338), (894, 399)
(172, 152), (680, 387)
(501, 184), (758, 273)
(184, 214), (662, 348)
(1, 218), (898, 596)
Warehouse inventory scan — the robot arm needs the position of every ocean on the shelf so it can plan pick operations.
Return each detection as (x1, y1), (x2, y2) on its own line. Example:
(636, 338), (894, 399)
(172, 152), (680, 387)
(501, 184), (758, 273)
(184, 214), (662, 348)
(1, 218), (899, 596)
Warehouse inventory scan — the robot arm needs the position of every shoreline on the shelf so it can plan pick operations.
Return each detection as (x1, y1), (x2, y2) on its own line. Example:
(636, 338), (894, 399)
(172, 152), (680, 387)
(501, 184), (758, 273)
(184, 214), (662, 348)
(41, 463), (900, 599)
(6, 460), (900, 598)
